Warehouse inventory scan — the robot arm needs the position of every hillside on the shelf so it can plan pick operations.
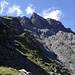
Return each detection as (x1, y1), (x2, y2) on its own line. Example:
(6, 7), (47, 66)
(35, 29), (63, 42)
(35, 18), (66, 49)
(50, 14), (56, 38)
(0, 14), (75, 75)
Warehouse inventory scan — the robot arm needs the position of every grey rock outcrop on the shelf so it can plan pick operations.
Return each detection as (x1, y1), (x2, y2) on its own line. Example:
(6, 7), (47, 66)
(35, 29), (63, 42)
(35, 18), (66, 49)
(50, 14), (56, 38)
(0, 16), (23, 34)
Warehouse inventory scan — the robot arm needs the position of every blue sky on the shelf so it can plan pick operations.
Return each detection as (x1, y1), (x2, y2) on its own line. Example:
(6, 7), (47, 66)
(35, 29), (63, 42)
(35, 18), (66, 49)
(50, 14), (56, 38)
(0, 0), (75, 32)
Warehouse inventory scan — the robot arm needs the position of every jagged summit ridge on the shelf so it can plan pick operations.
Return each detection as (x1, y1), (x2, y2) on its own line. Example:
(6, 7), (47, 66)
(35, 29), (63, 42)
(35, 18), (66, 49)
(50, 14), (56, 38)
(19, 12), (75, 36)
(30, 12), (51, 29)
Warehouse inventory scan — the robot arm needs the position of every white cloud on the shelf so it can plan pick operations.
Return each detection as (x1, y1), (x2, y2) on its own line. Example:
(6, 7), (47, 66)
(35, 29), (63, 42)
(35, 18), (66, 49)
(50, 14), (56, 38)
(25, 4), (35, 15)
(7, 5), (23, 16)
(0, 0), (9, 14)
(42, 8), (63, 20)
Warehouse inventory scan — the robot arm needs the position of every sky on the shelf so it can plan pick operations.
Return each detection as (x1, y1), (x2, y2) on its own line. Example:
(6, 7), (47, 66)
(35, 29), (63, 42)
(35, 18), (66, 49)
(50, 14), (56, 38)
(0, 0), (75, 32)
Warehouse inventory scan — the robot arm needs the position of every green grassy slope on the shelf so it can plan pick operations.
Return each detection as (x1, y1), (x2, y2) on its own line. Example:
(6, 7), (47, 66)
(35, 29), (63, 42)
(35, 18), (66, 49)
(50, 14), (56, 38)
(0, 66), (24, 75)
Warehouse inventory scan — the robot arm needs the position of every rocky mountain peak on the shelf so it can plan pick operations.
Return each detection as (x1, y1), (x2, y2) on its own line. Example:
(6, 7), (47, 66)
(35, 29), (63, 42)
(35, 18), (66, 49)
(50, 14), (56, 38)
(47, 18), (62, 26)
(31, 12), (39, 17)
(47, 18), (75, 34)
(47, 18), (66, 32)
(30, 12), (51, 29)
(20, 16), (35, 32)
(21, 16), (33, 26)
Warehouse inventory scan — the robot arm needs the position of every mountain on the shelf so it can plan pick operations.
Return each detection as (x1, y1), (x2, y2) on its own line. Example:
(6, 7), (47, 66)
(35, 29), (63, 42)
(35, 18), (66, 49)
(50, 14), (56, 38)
(19, 13), (75, 72)
(0, 14), (75, 75)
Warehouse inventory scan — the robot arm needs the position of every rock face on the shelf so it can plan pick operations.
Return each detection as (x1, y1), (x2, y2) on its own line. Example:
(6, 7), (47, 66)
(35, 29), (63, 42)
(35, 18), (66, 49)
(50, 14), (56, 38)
(0, 20), (25, 69)
(0, 16), (23, 34)
(43, 31), (75, 70)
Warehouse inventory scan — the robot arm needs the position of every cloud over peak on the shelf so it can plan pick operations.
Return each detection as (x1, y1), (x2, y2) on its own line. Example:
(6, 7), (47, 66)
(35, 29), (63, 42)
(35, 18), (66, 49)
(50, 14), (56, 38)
(0, 0), (9, 14)
(0, 1), (63, 21)
(7, 5), (23, 16)
(42, 8), (63, 20)
(25, 4), (35, 15)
